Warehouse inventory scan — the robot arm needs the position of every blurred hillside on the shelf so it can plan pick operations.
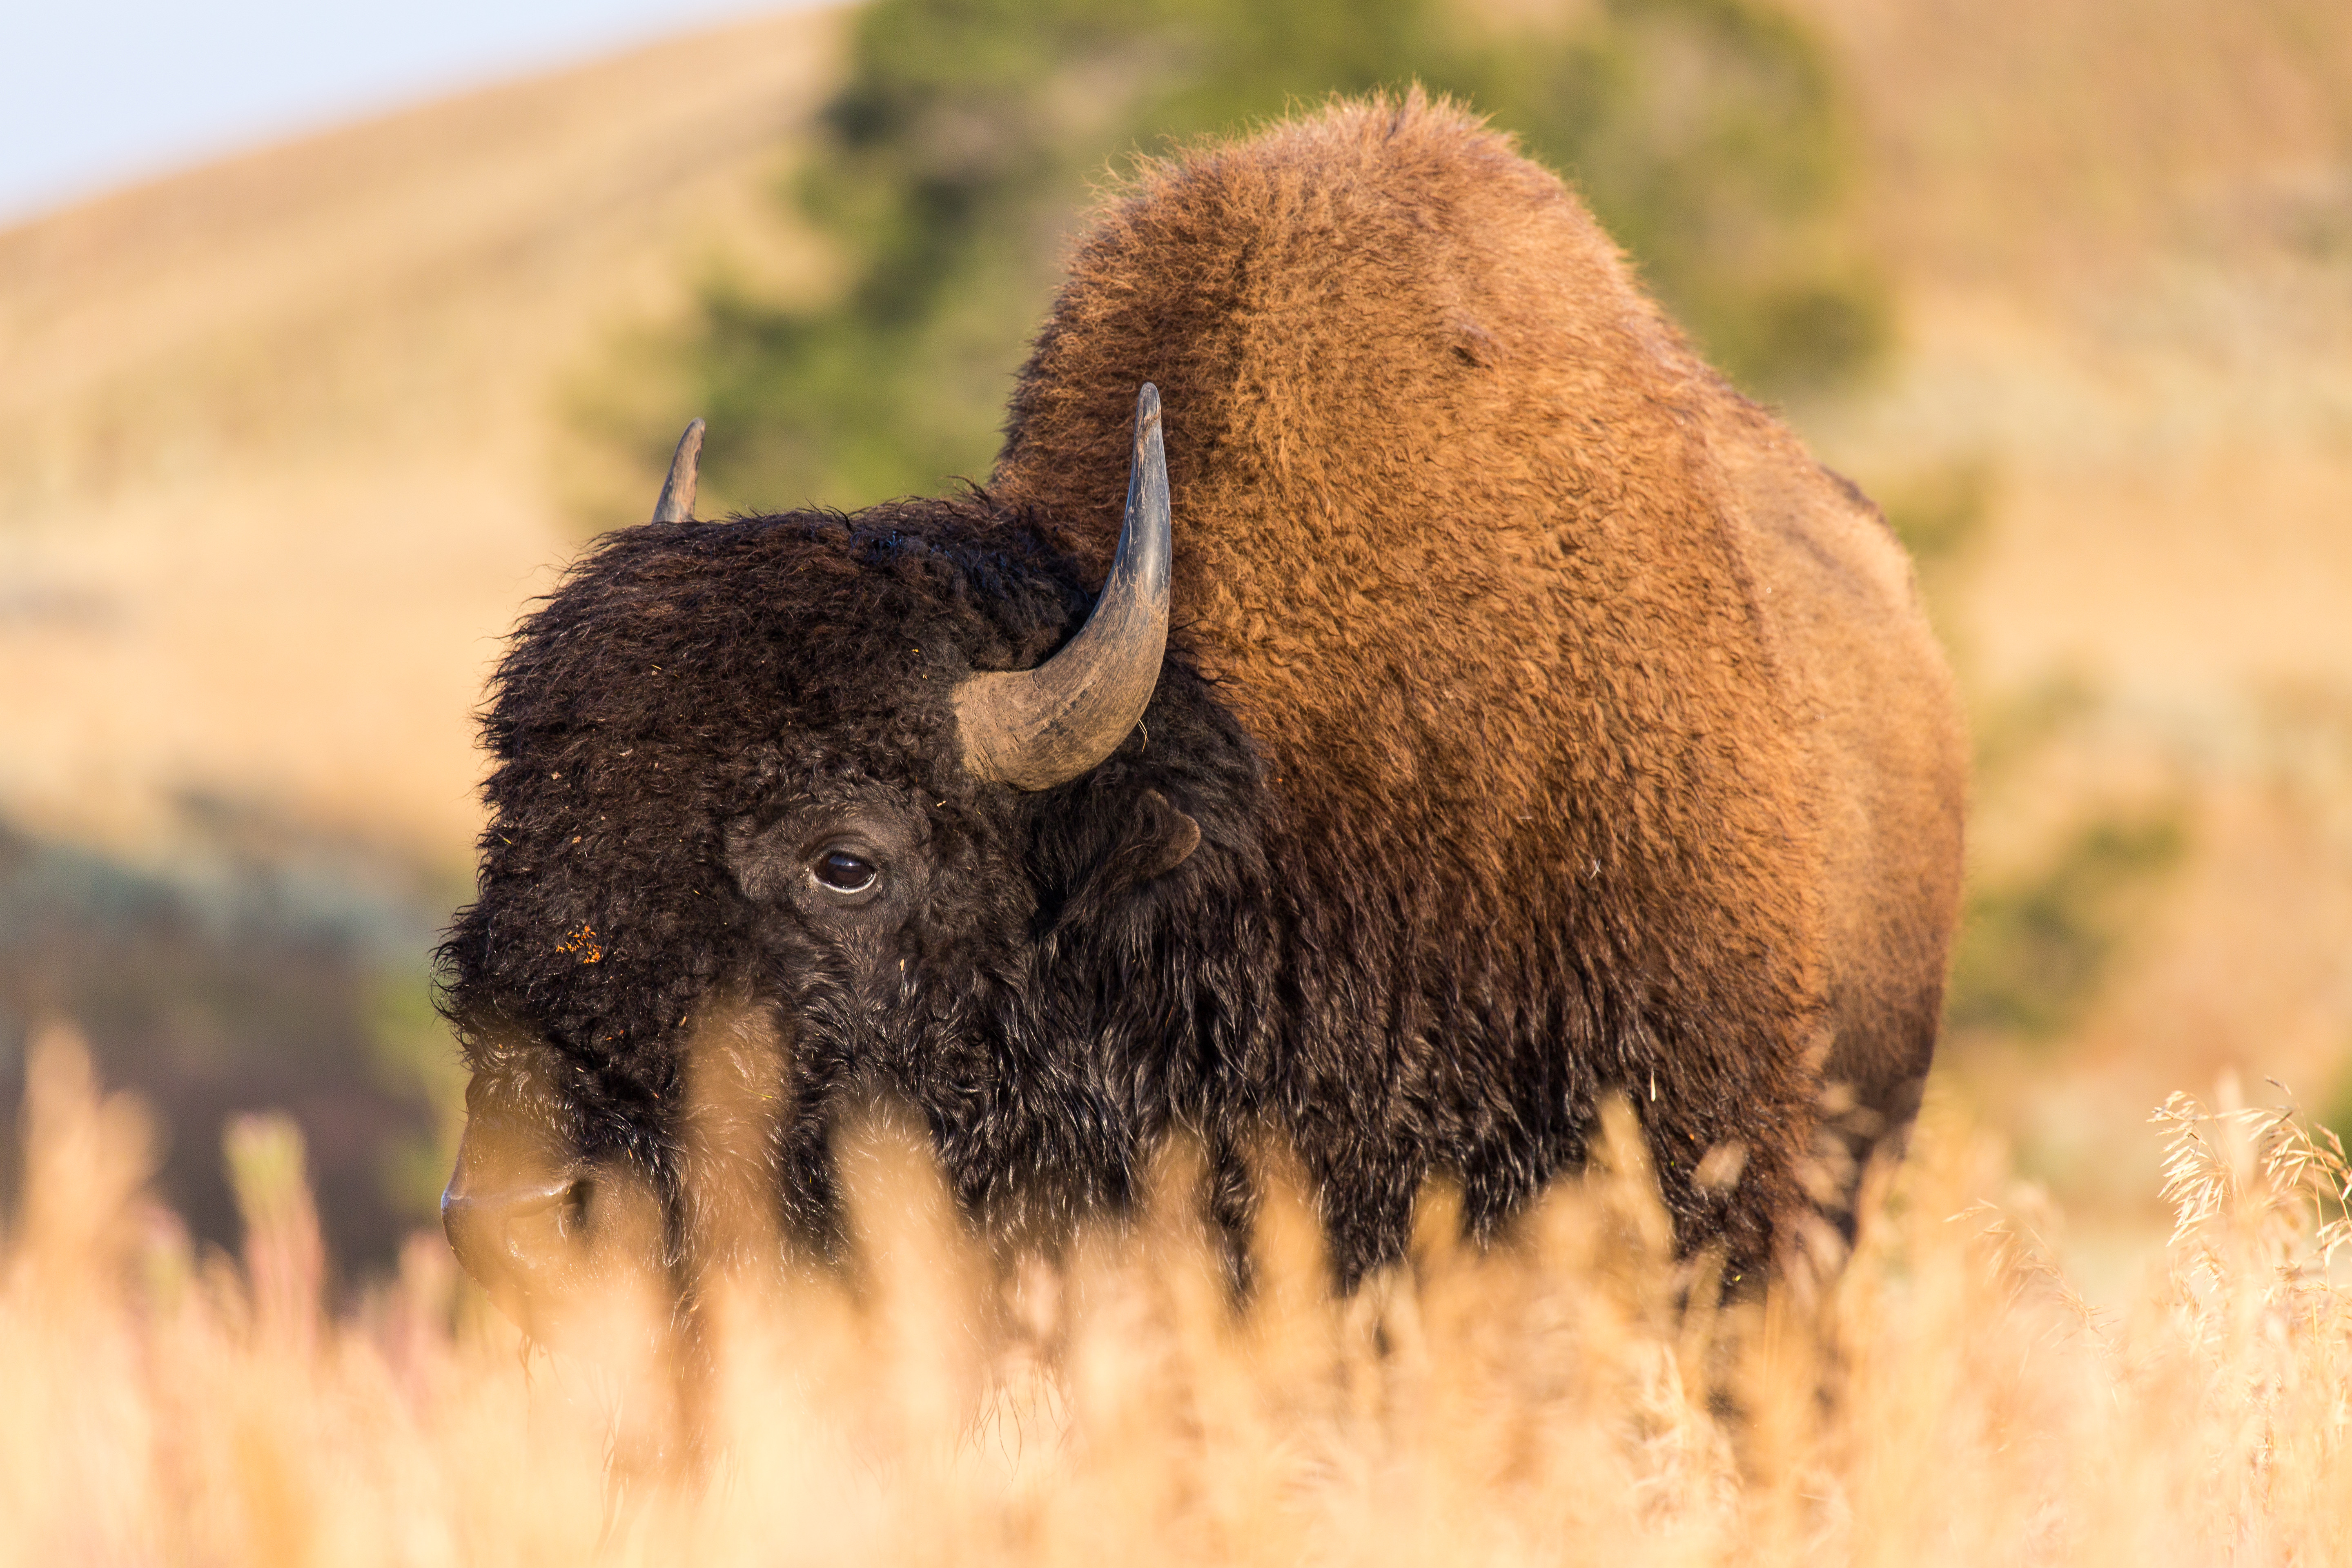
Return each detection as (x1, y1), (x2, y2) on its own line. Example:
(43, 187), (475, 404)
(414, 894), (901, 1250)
(0, 6), (841, 863)
(1786, 0), (2352, 1248)
(585, 0), (1891, 519)
(1, 0), (2348, 1276)
(0, 7), (844, 1267)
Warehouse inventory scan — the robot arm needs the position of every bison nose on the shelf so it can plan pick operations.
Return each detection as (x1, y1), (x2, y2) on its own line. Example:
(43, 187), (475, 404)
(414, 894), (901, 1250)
(442, 1162), (594, 1321)
(440, 1108), (604, 1333)
(441, 1103), (672, 1343)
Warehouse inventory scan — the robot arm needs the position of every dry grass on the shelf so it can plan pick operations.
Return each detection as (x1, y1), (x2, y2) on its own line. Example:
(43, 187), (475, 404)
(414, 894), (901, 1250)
(7, 1020), (2348, 1566)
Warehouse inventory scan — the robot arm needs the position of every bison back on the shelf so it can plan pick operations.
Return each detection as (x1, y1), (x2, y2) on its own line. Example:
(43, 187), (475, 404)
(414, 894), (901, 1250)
(996, 91), (1961, 1259)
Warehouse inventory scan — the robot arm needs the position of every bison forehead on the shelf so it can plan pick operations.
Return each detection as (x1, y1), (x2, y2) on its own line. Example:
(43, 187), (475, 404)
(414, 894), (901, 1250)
(504, 512), (1038, 722)
(484, 504), (1096, 803)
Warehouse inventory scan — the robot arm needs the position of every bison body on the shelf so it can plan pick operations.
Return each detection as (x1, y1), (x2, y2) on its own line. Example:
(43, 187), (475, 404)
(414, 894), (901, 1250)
(439, 95), (1964, 1309)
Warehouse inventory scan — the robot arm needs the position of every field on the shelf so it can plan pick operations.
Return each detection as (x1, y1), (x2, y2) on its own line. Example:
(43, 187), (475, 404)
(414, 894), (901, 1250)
(5, 1021), (2349, 1564)
(3, 0), (2351, 1557)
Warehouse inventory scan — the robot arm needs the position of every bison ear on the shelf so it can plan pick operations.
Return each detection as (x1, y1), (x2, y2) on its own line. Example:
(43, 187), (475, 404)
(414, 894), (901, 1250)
(1084, 788), (1200, 897)
(1042, 785), (1203, 940)
(1129, 788), (1202, 882)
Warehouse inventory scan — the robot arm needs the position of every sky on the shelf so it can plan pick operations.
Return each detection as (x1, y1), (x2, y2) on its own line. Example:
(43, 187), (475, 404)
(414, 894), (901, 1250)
(0, 0), (805, 226)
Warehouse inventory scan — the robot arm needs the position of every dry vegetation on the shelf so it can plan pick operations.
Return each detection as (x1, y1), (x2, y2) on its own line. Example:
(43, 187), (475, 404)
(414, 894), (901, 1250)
(7, 1019), (2349, 1565)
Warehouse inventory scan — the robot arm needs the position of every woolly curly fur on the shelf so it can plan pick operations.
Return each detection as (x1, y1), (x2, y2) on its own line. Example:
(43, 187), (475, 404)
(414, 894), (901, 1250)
(441, 94), (1964, 1289)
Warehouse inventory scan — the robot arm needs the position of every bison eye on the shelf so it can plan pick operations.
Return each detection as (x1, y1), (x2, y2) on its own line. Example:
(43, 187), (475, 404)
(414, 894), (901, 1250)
(812, 849), (879, 895)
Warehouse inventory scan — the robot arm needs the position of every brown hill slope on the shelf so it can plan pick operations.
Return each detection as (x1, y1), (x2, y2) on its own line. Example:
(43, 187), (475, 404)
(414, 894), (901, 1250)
(1796, 0), (2352, 701)
(0, 7), (841, 865)
(1790, 0), (2352, 1221)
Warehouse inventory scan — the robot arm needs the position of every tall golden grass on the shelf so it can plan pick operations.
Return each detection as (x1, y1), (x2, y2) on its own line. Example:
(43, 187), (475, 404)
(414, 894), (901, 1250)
(5, 1018), (2347, 1566)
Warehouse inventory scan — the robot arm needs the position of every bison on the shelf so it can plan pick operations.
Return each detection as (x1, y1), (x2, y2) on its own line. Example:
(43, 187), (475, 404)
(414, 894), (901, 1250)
(439, 94), (1964, 1326)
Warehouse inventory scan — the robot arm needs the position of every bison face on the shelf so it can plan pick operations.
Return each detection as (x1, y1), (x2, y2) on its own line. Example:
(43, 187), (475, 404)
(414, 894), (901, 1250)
(438, 390), (1245, 1326)
(440, 747), (1039, 1335)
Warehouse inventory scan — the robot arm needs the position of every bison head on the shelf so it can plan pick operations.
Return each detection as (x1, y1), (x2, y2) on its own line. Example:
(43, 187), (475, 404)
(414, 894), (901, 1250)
(438, 388), (1263, 1330)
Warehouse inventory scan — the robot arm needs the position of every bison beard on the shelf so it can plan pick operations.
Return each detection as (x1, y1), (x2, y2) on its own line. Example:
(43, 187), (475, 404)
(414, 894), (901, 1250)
(437, 94), (1964, 1326)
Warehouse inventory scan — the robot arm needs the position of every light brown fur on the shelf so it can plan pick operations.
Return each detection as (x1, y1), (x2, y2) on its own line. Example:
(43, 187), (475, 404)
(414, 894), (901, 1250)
(995, 93), (1964, 1252)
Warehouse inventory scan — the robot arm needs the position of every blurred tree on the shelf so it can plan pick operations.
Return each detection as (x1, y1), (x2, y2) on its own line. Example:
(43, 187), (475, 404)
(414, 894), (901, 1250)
(586, 0), (1886, 519)
(1946, 808), (2189, 1042)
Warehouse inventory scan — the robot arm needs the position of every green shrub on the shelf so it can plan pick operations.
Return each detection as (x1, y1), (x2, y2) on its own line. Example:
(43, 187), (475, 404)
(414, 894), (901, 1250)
(591, 0), (1886, 518)
(1947, 808), (2189, 1041)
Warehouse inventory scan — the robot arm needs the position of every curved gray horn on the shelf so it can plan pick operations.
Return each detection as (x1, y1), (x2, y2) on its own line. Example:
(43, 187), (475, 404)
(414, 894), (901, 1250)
(650, 419), (706, 523)
(956, 383), (1171, 791)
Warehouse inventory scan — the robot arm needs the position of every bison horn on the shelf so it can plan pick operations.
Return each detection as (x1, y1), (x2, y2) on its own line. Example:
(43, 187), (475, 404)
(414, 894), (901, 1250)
(956, 383), (1172, 791)
(650, 419), (706, 523)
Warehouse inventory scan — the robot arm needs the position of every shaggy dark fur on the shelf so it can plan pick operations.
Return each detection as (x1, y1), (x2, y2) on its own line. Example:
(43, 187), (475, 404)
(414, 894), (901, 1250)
(440, 94), (1964, 1293)
(445, 503), (1267, 1251)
